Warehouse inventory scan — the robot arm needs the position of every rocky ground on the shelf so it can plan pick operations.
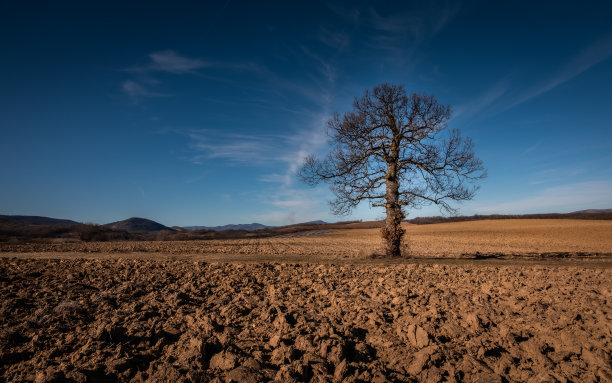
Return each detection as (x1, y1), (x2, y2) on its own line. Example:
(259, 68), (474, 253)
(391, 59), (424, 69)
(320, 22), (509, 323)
(1, 257), (610, 382)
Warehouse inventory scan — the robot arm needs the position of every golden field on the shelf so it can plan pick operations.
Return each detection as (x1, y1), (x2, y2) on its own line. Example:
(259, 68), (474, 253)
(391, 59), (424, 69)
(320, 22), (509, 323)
(388, 219), (612, 257)
(2, 219), (611, 261)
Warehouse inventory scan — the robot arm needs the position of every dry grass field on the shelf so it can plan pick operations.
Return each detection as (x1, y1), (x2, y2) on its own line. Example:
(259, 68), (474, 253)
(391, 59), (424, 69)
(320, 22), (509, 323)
(2, 219), (611, 261)
(400, 219), (612, 257)
(1, 219), (611, 382)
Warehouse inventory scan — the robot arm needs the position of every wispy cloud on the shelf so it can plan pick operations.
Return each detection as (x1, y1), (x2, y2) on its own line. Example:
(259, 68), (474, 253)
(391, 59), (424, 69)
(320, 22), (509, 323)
(430, 3), (460, 36)
(134, 39), (339, 224)
(527, 166), (585, 185)
(325, 2), (459, 67)
(506, 34), (612, 111)
(365, 3), (459, 53)
(121, 51), (206, 102)
(121, 50), (267, 104)
(148, 50), (208, 74)
(453, 79), (509, 120)
(523, 140), (542, 154)
(121, 80), (170, 101)
(276, 113), (329, 185)
(368, 8), (421, 35)
(125, 49), (330, 114)
(318, 27), (351, 51)
(126, 50), (263, 75)
(325, 3), (361, 25)
(300, 46), (337, 85)
(453, 35), (612, 120)
(255, 210), (298, 226)
(254, 111), (332, 225)
(187, 131), (283, 165)
(126, 50), (209, 74)
(472, 180), (612, 214)
(254, 187), (332, 225)
(180, 107), (331, 225)
(186, 110), (328, 182)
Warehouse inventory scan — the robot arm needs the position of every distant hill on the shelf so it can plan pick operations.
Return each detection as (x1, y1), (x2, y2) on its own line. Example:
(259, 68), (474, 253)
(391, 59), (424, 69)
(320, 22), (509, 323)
(104, 217), (174, 232)
(408, 210), (612, 225)
(0, 215), (79, 226)
(183, 221), (333, 232)
(572, 209), (612, 214)
(300, 220), (328, 225)
(184, 223), (272, 231)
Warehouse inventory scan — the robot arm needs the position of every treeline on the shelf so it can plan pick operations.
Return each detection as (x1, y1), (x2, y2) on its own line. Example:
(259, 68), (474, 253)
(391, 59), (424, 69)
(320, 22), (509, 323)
(407, 212), (612, 225)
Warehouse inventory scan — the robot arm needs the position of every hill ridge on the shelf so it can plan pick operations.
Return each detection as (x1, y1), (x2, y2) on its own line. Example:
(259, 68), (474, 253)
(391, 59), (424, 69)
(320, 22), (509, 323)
(0, 215), (79, 226)
(103, 217), (173, 233)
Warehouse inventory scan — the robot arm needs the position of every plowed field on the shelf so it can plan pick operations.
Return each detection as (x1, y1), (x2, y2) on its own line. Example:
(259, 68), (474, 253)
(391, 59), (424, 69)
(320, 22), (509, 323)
(1, 219), (611, 382)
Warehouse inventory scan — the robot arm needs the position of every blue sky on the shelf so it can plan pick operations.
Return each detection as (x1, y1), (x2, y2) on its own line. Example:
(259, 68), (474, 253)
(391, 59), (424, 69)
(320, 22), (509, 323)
(1, 1), (611, 226)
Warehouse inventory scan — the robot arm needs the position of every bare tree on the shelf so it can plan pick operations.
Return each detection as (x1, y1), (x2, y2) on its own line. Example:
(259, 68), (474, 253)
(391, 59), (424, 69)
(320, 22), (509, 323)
(299, 83), (486, 257)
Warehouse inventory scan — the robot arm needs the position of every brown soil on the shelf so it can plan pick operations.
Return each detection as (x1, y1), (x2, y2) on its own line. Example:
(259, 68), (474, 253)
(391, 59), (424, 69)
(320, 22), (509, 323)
(1, 256), (610, 382)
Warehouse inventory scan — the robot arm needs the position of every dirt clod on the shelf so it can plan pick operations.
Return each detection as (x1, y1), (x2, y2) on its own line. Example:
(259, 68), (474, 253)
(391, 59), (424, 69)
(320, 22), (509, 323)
(209, 350), (238, 371)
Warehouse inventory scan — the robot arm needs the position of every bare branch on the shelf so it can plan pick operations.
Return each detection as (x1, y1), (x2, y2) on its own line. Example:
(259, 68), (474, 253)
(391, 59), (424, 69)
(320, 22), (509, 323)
(298, 83), (486, 257)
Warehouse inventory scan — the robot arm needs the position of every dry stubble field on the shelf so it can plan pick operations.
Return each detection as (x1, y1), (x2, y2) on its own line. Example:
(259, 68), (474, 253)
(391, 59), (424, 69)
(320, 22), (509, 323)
(1, 219), (610, 260)
(1, 219), (611, 382)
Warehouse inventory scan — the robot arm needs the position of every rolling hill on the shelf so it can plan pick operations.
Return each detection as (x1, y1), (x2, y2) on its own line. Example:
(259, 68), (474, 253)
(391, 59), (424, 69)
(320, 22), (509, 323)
(0, 215), (79, 226)
(103, 217), (173, 232)
(572, 209), (612, 214)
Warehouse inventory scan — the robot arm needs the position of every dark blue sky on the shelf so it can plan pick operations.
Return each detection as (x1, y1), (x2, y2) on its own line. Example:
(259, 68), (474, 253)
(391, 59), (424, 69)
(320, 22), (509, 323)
(1, 1), (611, 226)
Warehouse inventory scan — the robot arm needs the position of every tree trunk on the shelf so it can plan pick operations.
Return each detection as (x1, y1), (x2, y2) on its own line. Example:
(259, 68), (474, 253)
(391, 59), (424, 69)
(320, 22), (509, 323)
(382, 172), (405, 257)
